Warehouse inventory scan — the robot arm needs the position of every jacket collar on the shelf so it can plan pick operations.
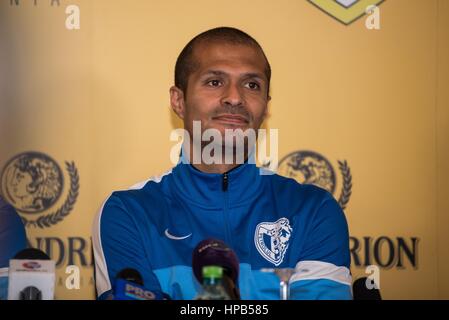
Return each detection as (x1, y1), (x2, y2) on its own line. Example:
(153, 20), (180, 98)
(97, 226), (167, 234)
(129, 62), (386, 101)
(171, 145), (264, 208)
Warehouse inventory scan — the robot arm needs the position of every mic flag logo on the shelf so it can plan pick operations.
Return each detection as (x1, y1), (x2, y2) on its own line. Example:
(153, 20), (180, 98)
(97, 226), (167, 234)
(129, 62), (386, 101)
(308, 0), (384, 25)
(277, 150), (352, 210)
(0, 151), (79, 229)
(254, 218), (292, 266)
(22, 262), (41, 270)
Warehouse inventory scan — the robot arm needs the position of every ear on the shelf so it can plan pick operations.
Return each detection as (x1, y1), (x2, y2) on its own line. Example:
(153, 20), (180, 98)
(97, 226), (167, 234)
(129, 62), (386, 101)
(170, 86), (186, 119)
(263, 95), (271, 119)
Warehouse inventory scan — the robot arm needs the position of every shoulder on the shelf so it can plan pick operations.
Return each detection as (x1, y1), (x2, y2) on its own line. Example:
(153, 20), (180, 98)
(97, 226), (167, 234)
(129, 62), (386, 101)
(0, 196), (27, 267)
(95, 169), (173, 225)
(105, 169), (173, 206)
(0, 196), (26, 233)
(264, 172), (333, 204)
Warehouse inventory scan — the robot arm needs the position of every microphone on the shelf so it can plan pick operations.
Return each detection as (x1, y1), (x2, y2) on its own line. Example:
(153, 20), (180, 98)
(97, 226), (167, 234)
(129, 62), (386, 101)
(192, 238), (241, 299)
(113, 268), (166, 300)
(116, 268), (144, 286)
(20, 286), (42, 300)
(13, 248), (50, 260)
(352, 277), (382, 300)
(7, 248), (55, 300)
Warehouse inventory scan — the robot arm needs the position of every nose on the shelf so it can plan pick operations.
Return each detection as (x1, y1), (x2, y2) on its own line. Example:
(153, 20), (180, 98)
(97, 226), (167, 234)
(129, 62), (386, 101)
(221, 82), (244, 107)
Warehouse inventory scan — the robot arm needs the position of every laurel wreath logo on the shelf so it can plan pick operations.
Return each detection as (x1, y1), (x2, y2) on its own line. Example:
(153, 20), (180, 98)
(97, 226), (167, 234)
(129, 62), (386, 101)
(21, 161), (79, 229)
(337, 160), (352, 210)
(263, 157), (352, 210)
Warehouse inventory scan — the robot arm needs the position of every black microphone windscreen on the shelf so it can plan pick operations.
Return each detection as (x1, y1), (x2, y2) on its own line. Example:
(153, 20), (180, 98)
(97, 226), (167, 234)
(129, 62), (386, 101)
(353, 277), (382, 300)
(116, 268), (144, 286)
(13, 248), (50, 260)
(20, 286), (42, 300)
(192, 238), (239, 284)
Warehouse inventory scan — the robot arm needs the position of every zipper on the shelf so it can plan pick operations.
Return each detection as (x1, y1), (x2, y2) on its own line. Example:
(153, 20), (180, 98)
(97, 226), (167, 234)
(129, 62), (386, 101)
(222, 172), (232, 247)
(222, 172), (229, 191)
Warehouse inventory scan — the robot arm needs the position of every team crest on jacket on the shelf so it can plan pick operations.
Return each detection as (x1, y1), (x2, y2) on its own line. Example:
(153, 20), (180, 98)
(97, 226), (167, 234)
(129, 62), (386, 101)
(254, 218), (292, 266)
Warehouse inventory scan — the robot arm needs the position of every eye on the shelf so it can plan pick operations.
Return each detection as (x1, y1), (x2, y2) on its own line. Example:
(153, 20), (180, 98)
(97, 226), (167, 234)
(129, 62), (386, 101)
(206, 79), (222, 87)
(245, 82), (260, 90)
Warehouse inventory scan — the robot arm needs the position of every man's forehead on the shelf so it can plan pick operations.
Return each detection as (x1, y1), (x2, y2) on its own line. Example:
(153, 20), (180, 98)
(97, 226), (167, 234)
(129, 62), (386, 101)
(192, 42), (268, 77)
(200, 69), (265, 80)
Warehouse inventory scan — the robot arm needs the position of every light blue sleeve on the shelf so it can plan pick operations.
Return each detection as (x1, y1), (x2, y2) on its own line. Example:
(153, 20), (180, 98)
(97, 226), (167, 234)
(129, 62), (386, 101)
(0, 197), (27, 300)
(289, 193), (352, 300)
(92, 194), (162, 299)
(0, 197), (27, 268)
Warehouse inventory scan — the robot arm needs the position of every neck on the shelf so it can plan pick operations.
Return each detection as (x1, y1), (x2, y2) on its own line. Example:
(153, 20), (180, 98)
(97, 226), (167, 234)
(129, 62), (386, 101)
(182, 142), (250, 174)
(192, 162), (241, 174)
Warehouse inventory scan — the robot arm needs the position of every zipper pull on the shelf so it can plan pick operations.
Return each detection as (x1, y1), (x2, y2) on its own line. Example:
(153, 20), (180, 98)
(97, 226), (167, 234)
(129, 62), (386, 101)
(222, 173), (228, 192)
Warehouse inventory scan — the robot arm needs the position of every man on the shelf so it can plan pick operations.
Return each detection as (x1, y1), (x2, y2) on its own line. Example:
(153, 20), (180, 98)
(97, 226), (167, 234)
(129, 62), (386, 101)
(92, 27), (352, 300)
(0, 195), (27, 300)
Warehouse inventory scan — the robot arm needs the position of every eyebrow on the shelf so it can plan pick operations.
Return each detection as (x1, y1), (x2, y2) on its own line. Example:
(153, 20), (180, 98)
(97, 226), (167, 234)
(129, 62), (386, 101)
(201, 70), (266, 81)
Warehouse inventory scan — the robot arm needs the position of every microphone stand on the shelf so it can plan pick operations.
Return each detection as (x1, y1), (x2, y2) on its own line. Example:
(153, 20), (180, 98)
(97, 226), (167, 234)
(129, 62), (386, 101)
(261, 268), (294, 300)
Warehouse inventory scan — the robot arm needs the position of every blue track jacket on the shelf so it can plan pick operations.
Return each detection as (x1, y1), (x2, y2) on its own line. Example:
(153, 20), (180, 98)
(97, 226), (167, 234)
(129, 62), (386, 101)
(93, 152), (352, 300)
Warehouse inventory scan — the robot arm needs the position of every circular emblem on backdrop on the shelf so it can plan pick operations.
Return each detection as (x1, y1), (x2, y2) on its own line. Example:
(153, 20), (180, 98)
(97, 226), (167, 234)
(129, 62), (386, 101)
(1, 152), (64, 213)
(278, 150), (352, 210)
(1, 152), (79, 228)
(278, 150), (336, 194)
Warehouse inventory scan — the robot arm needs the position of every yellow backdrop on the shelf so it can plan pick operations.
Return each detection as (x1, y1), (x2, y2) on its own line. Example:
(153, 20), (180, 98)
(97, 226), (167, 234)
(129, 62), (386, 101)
(0, 0), (448, 299)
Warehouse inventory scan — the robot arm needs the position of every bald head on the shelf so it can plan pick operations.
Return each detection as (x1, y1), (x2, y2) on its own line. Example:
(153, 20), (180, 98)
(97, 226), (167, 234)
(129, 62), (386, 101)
(174, 27), (271, 97)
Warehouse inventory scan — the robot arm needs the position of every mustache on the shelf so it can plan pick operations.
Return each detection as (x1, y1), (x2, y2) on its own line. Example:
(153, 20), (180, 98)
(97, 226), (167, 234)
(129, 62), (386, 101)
(210, 106), (252, 122)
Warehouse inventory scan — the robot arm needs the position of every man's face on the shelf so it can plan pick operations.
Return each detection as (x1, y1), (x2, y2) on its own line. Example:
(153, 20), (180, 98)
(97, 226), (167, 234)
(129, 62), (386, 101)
(11, 167), (32, 198)
(171, 41), (270, 141)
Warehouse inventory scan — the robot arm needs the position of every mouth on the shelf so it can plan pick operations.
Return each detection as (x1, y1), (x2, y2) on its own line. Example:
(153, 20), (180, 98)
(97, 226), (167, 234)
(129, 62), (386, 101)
(211, 114), (249, 126)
